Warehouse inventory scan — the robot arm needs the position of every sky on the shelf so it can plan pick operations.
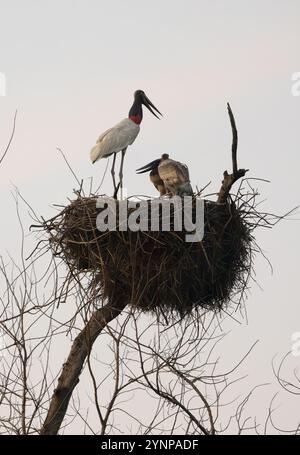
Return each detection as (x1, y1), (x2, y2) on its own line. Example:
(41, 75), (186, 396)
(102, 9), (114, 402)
(0, 0), (300, 433)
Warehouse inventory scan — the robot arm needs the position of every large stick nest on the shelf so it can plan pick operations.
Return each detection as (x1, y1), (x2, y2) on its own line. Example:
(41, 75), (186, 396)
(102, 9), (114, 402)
(34, 105), (287, 320)
(40, 188), (260, 317)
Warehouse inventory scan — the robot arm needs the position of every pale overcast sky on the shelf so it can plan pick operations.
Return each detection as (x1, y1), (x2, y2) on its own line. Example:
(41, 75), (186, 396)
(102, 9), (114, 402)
(0, 0), (300, 433)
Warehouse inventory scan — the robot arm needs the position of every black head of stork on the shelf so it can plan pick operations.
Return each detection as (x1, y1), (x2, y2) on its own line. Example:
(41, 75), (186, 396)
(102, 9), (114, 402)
(129, 90), (162, 125)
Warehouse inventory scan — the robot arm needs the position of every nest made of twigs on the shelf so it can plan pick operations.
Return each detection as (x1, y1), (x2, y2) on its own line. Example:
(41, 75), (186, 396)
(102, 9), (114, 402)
(40, 190), (256, 318)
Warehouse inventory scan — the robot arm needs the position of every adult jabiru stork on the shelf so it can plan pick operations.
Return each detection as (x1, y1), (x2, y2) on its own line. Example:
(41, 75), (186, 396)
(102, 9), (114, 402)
(90, 90), (162, 197)
(136, 154), (194, 197)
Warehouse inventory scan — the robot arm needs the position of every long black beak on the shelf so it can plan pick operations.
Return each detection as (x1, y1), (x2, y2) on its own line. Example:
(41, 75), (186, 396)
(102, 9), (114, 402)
(141, 94), (162, 119)
(136, 158), (161, 174)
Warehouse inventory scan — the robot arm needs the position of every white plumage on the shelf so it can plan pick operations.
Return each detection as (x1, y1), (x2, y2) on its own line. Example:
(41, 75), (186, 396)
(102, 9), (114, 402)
(90, 90), (162, 198)
(90, 118), (140, 163)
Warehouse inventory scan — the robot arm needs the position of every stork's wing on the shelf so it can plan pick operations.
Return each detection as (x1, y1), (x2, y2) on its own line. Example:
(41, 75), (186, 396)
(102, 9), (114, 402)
(177, 162), (190, 181)
(90, 118), (140, 163)
(96, 127), (114, 144)
(158, 159), (190, 185)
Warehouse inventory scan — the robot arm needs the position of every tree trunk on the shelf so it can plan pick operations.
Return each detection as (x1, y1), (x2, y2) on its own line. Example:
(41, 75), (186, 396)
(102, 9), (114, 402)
(40, 297), (127, 435)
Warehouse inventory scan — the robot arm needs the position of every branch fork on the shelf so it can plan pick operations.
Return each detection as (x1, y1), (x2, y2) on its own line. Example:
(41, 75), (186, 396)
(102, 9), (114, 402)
(217, 103), (249, 203)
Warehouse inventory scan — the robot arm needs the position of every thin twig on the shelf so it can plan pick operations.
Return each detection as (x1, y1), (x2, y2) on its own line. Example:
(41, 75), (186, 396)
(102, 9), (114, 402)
(56, 147), (81, 188)
(0, 110), (17, 166)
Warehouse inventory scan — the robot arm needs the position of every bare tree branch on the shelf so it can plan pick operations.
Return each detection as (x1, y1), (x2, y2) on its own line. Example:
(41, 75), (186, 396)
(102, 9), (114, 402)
(40, 297), (127, 435)
(227, 102), (238, 175)
(217, 103), (248, 203)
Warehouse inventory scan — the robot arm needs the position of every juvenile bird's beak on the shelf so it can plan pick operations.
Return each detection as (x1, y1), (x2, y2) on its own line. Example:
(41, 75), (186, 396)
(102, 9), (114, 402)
(136, 158), (161, 174)
(141, 93), (162, 119)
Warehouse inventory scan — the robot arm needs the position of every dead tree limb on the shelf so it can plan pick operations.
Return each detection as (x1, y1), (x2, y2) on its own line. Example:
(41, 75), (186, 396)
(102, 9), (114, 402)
(228, 102), (238, 175)
(40, 297), (127, 435)
(217, 103), (248, 203)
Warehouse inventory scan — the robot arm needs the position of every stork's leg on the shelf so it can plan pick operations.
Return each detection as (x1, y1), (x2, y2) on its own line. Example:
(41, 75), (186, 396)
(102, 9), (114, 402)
(119, 148), (127, 199)
(111, 153), (117, 197)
